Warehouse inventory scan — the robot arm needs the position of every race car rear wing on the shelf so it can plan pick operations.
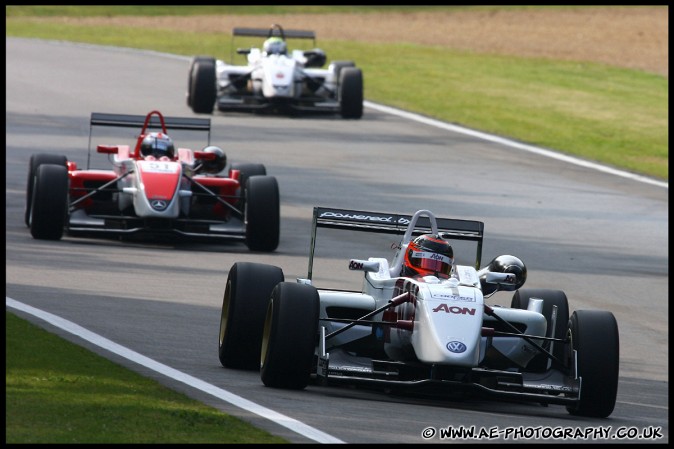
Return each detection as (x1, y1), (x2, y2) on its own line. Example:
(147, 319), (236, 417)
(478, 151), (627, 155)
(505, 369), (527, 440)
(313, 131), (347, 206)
(87, 112), (211, 168)
(90, 112), (211, 133)
(308, 206), (485, 279)
(233, 27), (316, 40)
(231, 24), (317, 62)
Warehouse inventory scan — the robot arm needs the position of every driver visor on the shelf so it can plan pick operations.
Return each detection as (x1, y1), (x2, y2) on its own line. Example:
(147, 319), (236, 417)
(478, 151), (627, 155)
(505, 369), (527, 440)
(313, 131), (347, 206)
(410, 251), (454, 274)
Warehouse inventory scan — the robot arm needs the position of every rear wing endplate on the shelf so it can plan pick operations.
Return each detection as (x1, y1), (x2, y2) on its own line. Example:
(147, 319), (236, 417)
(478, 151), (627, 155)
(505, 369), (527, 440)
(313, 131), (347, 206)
(308, 206), (485, 279)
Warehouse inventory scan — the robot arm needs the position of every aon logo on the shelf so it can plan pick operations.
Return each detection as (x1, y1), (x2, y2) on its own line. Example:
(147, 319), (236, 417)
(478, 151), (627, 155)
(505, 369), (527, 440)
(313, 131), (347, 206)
(432, 304), (476, 315)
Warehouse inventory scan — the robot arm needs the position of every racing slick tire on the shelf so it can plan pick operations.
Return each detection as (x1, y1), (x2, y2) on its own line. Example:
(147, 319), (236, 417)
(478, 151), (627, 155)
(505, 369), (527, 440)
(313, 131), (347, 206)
(260, 282), (320, 390)
(565, 309), (619, 418)
(244, 175), (280, 252)
(218, 262), (285, 370)
(189, 56), (216, 114)
(187, 56), (213, 108)
(511, 289), (569, 372)
(339, 67), (363, 119)
(25, 153), (67, 227)
(29, 163), (68, 240)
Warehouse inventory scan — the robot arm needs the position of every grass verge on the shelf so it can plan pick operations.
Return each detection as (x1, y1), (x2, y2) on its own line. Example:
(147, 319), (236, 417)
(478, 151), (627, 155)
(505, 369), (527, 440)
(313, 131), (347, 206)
(5, 311), (288, 444)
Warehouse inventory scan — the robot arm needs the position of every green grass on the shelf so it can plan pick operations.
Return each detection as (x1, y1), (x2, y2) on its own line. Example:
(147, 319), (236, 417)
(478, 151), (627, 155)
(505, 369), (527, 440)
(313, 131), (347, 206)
(5, 312), (288, 443)
(6, 7), (667, 180)
(342, 43), (667, 179)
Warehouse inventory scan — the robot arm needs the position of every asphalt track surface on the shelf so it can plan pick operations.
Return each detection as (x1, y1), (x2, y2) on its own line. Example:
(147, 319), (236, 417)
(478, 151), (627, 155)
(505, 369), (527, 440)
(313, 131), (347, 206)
(6, 38), (669, 444)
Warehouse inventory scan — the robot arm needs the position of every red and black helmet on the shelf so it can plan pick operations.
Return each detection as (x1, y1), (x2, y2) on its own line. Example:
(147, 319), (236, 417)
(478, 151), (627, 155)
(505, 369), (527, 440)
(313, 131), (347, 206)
(402, 234), (454, 278)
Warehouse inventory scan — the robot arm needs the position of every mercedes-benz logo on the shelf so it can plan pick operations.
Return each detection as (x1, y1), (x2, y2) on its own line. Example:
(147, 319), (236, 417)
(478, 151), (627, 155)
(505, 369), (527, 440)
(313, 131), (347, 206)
(150, 199), (167, 211)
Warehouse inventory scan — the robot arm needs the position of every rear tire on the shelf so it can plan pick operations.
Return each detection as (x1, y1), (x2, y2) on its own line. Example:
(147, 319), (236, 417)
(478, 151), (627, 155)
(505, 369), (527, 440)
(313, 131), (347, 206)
(25, 153), (67, 226)
(29, 164), (68, 240)
(565, 310), (619, 418)
(339, 67), (363, 119)
(261, 282), (320, 389)
(218, 262), (284, 370)
(244, 175), (280, 252)
(189, 56), (216, 114)
(511, 289), (569, 371)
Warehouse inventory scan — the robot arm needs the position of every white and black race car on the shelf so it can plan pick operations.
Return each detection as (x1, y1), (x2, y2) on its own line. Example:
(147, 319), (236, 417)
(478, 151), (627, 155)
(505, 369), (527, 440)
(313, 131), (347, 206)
(187, 23), (363, 118)
(218, 206), (620, 418)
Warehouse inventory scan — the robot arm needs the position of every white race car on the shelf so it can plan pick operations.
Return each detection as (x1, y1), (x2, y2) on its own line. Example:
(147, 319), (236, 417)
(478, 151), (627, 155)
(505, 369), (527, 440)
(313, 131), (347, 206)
(218, 207), (620, 418)
(187, 23), (363, 119)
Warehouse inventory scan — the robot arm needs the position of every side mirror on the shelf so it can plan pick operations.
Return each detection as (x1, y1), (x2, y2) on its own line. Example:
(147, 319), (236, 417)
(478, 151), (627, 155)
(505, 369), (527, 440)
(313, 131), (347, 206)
(348, 259), (380, 273)
(303, 49), (326, 68)
(194, 146), (227, 174)
(478, 255), (527, 294)
(97, 144), (119, 154)
(484, 272), (519, 286)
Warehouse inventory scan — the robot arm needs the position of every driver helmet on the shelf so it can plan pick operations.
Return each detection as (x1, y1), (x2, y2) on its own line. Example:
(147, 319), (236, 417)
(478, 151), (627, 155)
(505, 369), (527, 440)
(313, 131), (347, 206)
(402, 234), (454, 278)
(140, 132), (175, 159)
(263, 36), (287, 55)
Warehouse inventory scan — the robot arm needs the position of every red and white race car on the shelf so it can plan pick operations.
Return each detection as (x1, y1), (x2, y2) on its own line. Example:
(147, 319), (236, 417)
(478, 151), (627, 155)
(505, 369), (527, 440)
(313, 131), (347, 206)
(25, 110), (280, 251)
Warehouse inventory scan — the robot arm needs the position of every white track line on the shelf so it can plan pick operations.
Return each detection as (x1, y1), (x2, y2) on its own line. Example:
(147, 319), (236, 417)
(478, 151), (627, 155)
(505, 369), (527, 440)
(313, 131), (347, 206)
(363, 101), (667, 189)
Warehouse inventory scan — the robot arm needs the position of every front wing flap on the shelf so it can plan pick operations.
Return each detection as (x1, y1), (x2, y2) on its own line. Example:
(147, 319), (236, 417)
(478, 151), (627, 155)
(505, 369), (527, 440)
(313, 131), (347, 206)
(316, 327), (580, 407)
(67, 212), (247, 241)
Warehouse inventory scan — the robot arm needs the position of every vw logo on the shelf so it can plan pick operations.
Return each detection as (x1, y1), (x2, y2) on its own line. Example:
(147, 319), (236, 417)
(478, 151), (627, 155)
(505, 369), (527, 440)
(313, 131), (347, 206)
(446, 341), (467, 353)
(150, 199), (167, 211)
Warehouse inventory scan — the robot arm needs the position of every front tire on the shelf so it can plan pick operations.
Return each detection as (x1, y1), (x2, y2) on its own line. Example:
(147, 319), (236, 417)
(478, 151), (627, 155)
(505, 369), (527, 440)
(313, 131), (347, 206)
(25, 153), (67, 226)
(187, 56), (212, 107)
(29, 163), (68, 240)
(339, 67), (363, 119)
(261, 282), (320, 389)
(218, 262), (284, 370)
(244, 175), (280, 252)
(565, 310), (619, 418)
(189, 56), (216, 114)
